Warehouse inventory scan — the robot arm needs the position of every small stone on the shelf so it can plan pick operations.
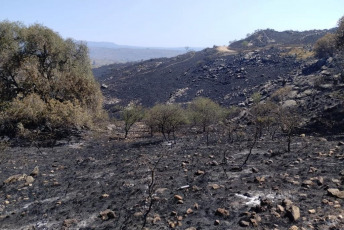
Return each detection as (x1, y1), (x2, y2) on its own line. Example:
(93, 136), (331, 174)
(25, 176), (35, 184)
(302, 180), (313, 187)
(277, 205), (285, 213)
(4, 174), (27, 184)
(185, 228), (196, 230)
(4, 200), (9, 205)
(214, 219), (220, 225)
(99, 209), (115, 221)
(174, 195), (183, 200)
(300, 134), (306, 137)
(250, 218), (258, 227)
(134, 212), (143, 217)
(101, 194), (109, 199)
(290, 205), (300, 221)
(194, 203), (199, 209)
(308, 209), (316, 214)
(195, 170), (205, 175)
(62, 219), (78, 228)
(283, 199), (293, 209)
(289, 226), (299, 230)
(215, 208), (230, 217)
(210, 184), (221, 190)
(177, 216), (183, 221)
(177, 200), (184, 204)
(254, 176), (265, 183)
(327, 188), (344, 199)
(153, 215), (161, 224)
(239, 220), (250, 227)
(30, 166), (39, 177)
(186, 208), (193, 214)
(169, 221), (176, 228)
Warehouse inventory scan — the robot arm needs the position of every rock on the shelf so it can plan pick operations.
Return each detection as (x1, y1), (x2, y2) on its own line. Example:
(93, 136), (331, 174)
(215, 208), (230, 217)
(254, 176), (265, 183)
(282, 100), (297, 108)
(185, 228), (197, 230)
(101, 194), (109, 199)
(327, 188), (344, 199)
(62, 219), (78, 228)
(277, 205), (285, 213)
(30, 166), (39, 177)
(209, 184), (221, 190)
(289, 205), (300, 221)
(99, 209), (115, 220)
(195, 170), (205, 175)
(4, 174), (27, 184)
(186, 208), (193, 214)
(214, 219), (220, 225)
(134, 212), (143, 217)
(316, 176), (324, 185)
(289, 226), (299, 230)
(25, 176), (35, 184)
(283, 199), (293, 209)
(174, 195), (183, 201)
(101, 84), (108, 89)
(302, 180), (313, 187)
(239, 220), (250, 227)
(300, 134), (306, 137)
(308, 209), (316, 214)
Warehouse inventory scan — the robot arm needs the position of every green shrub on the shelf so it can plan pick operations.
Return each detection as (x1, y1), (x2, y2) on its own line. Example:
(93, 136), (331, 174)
(313, 33), (336, 58)
(0, 21), (105, 136)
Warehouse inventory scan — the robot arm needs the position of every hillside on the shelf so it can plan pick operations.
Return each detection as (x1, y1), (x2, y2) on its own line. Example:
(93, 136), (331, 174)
(230, 28), (337, 49)
(1, 26), (344, 230)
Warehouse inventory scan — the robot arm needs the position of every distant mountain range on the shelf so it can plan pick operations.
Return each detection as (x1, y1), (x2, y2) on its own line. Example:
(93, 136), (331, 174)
(86, 41), (204, 67)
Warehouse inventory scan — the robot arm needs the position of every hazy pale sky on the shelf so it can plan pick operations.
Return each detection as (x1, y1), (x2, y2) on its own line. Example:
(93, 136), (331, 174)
(1, 0), (343, 47)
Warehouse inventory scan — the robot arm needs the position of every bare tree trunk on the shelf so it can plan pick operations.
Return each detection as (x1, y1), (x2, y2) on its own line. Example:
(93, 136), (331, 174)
(241, 127), (259, 168)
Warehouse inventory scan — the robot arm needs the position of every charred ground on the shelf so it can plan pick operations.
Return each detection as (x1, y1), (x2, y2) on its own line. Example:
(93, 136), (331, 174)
(0, 28), (344, 230)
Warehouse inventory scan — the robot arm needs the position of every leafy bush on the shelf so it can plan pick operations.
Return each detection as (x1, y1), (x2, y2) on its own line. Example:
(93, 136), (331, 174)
(144, 103), (186, 141)
(313, 33), (336, 58)
(0, 93), (93, 136)
(0, 21), (105, 136)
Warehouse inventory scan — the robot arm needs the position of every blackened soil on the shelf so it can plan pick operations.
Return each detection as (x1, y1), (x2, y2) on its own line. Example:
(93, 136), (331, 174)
(0, 131), (343, 230)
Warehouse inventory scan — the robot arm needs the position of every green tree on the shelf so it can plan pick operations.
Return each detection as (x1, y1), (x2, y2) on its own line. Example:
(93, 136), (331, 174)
(121, 102), (144, 139)
(0, 21), (104, 135)
(336, 15), (344, 49)
(144, 104), (186, 142)
(188, 97), (224, 145)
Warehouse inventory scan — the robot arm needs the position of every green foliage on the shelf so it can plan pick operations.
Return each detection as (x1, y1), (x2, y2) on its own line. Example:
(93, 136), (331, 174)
(0, 93), (93, 136)
(144, 103), (186, 141)
(242, 41), (249, 47)
(336, 16), (344, 49)
(0, 21), (104, 135)
(121, 102), (144, 138)
(188, 97), (224, 133)
(251, 92), (262, 105)
(314, 33), (336, 58)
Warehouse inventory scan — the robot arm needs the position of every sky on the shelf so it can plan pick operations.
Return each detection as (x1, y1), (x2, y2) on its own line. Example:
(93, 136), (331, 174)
(0, 0), (343, 48)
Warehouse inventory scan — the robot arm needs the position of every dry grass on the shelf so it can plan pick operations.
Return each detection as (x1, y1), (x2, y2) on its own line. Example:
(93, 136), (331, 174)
(215, 46), (237, 55)
(282, 47), (314, 60)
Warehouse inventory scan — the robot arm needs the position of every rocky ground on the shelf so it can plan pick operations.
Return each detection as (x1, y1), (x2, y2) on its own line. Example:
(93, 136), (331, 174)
(0, 128), (343, 230)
